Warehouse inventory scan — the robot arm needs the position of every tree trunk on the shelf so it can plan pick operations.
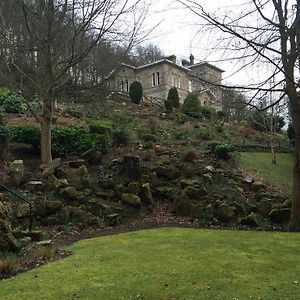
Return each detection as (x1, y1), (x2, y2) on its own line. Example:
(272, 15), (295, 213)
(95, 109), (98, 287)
(292, 129), (300, 220)
(40, 96), (53, 165)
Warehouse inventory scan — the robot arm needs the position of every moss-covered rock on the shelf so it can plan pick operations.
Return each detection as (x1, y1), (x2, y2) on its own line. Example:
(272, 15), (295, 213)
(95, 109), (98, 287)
(99, 178), (115, 190)
(127, 182), (141, 195)
(141, 183), (154, 205)
(256, 200), (272, 216)
(216, 203), (235, 222)
(154, 165), (180, 180)
(269, 208), (291, 223)
(45, 200), (63, 215)
(181, 162), (196, 177)
(240, 212), (265, 227)
(121, 194), (142, 208)
(60, 186), (78, 200)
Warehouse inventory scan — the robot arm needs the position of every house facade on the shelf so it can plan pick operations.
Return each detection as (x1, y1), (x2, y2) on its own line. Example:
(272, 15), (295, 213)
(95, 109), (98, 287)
(107, 54), (224, 111)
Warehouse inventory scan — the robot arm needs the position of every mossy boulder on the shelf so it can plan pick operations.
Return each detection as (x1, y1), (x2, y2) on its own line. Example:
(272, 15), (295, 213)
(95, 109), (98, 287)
(252, 181), (266, 193)
(256, 200), (272, 216)
(127, 182), (141, 195)
(64, 166), (90, 190)
(121, 194), (142, 208)
(216, 203), (235, 222)
(60, 186), (78, 200)
(99, 178), (115, 190)
(155, 186), (174, 199)
(45, 200), (63, 215)
(181, 162), (196, 177)
(240, 212), (265, 227)
(182, 186), (207, 200)
(154, 165), (180, 180)
(269, 208), (291, 223)
(141, 183), (154, 205)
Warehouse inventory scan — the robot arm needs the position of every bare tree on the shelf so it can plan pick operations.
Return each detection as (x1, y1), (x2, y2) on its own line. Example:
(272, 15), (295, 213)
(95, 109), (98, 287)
(178, 0), (300, 219)
(0, 0), (147, 165)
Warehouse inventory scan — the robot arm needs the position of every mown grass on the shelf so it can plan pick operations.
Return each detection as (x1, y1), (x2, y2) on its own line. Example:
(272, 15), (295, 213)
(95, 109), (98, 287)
(240, 152), (293, 194)
(1, 228), (300, 300)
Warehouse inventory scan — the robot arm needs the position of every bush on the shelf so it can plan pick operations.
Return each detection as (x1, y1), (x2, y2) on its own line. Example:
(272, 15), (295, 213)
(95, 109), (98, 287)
(197, 126), (211, 140)
(167, 87), (180, 108)
(0, 125), (9, 162)
(143, 141), (154, 150)
(210, 141), (235, 160)
(112, 128), (130, 146)
(9, 124), (41, 148)
(112, 112), (133, 128)
(182, 150), (197, 162)
(147, 117), (159, 133)
(173, 113), (187, 124)
(182, 93), (201, 118)
(89, 119), (112, 134)
(200, 106), (215, 119)
(0, 87), (11, 105)
(9, 124), (110, 156)
(140, 133), (157, 143)
(129, 81), (143, 104)
(52, 126), (98, 157)
(3, 94), (26, 114)
(164, 99), (173, 112)
(217, 111), (225, 119)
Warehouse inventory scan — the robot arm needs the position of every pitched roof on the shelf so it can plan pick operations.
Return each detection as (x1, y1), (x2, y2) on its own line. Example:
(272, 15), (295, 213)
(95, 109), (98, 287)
(189, 62), (225, 73)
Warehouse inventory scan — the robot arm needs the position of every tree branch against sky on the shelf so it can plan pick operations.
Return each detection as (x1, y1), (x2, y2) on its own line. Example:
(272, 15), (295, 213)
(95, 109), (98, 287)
(176, 0), (300, 220)
(0, 0), (149, 165)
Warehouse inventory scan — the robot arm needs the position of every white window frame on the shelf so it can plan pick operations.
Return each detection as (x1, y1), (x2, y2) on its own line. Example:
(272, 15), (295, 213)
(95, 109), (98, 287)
(151, 72), (160, 87)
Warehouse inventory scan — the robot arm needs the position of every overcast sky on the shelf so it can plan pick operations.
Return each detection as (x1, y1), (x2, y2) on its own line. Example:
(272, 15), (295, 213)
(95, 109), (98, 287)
(141, 0), (264, 86)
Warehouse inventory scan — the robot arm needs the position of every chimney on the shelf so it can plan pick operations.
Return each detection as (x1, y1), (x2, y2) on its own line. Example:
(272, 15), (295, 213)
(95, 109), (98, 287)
(181, 59), (190, 67)
(166, 55), (177, 64)
(189, 54), (195, 65)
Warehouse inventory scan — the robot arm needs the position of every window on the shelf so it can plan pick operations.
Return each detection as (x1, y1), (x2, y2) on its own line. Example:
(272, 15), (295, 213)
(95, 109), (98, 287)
(171, 73), (181, 88)
(152, 72), (160, 87)
(121, 79), (129, 92)
(188, 80), (192, 92)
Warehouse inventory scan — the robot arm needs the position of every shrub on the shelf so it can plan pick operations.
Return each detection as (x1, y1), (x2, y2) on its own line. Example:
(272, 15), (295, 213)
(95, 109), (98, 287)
(3, 94), (26, 114)
(52, 126), (96, 157)
(147, 117), (159, 133)
(217, 111), (225, 119)
(0, 126), (9, 162)
(182, 93), (201, 118)
(164, 99), (173, 112)
(9, 124), (110, 156)
(200, 106), (215, 119)
(129, 81), (143, 104)
(89, 119), (112, 135)
(0, 255), (17, 277)
(0, 87), (11, 105)
(182, 150), (197, 162)
(9, 124), (41, 148)
(197, 126), (211, 140)
(211, 141), (235, 160)
(143, 141), (154, 149)
(140, 133), (157, 143)
(173, 113), (187, 124)
(112, 112), (133, 128)
(167, 87), (180, 108)
(241, 127), (256, 137)
(112, 128), (130, 146)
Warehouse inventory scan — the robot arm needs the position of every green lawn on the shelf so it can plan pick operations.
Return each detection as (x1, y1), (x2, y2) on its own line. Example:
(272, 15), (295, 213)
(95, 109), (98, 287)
(1, 228), (300, 299)
(240, 152), (293, 194)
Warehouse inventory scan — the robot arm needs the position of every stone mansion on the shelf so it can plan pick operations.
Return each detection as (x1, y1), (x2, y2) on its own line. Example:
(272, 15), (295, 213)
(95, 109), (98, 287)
(106, 54), (224, 111)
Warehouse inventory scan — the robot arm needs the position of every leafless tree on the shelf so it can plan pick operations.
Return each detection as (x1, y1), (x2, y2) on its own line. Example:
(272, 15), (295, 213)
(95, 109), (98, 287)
(177, 0), (300, 219)
(0, 0), (147, 165)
